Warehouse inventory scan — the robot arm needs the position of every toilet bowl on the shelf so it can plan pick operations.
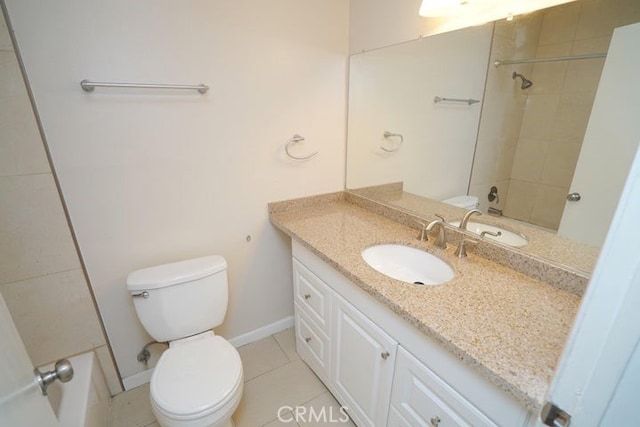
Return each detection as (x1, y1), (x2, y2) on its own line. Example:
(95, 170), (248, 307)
(151, 332), (242, 427)
(441, 195), (480, 210)
(126, 256), (243, 427)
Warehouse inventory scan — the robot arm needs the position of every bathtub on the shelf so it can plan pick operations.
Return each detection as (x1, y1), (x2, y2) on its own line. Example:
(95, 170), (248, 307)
(43, 351), (110, 427)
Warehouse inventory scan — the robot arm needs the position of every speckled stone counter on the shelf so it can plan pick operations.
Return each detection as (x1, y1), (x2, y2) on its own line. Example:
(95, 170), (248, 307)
(349, 184), (600, 275)
(269, 193), (581, 413)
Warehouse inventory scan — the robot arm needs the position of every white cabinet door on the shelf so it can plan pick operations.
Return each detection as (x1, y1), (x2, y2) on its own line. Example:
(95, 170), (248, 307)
(332, 292), (397, 427)
(391, 347), (497, 427)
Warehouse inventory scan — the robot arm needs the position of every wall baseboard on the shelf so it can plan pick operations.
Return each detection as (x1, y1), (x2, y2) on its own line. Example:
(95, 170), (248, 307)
(122, 367), (153, 391)
(121, 315), (295, 391)
(227, 315), (294, 348)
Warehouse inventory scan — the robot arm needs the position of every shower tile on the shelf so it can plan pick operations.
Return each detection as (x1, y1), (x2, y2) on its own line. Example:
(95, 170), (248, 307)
(563, 60), (605, 94)
(503, 180), (538, 222)
(0, 269), (105, 367)
(575, 0), (640, 41)
(511, 138), (548, 183)
(540, 142), (582, 188)
(0, 8), (12, 51)
(519, 94), (560, 140)
(530, 184), (568, 230)
(0, 174), (80, 284)
(538, 2), (581, 46)
(0, 51), (51, 177)
(552, 92), (597, 143)
(571, 36), (612, 55)
(238, 335), (290, 381)
(530, 43), (570, 95)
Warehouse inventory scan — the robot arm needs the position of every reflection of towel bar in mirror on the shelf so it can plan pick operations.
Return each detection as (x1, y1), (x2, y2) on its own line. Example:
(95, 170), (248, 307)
(285, 134), (318, 160)
(381, 131), (404, 153)
(434, 96), (480, 105)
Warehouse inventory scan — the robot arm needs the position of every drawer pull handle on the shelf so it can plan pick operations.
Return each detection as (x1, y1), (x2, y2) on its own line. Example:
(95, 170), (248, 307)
(381, 351), (390, 360)
(305, 337), (312, 343)
(304, 294), (311, 300)
(430, 416), (441, 426)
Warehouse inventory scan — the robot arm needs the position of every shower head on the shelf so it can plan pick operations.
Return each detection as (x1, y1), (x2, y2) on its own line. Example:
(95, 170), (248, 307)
(512, 72), (533, 89)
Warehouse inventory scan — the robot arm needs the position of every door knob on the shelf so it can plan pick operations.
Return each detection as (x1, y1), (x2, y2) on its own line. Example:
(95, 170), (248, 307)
(566, 192), (581, 202)
(34, 359), (74, 396)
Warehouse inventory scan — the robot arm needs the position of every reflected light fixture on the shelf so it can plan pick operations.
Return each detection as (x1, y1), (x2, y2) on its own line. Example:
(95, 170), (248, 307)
(419, 0), (469, 17)
(419, 0), (578, 20)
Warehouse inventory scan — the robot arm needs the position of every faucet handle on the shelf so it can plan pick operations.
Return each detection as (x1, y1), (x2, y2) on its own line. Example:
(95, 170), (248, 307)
(480, 230), (502, 238)
(455, 238), (478, 258)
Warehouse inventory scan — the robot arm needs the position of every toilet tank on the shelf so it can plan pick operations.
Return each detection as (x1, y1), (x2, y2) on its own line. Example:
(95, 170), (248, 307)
(126, 256), (228, 342)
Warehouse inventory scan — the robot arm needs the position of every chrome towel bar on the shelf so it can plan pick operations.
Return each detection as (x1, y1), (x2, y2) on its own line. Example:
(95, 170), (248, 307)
(80, 80), (209, 94)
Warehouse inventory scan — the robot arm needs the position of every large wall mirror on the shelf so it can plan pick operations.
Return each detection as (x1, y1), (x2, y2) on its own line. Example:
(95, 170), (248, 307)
(346, 0), (640, 275)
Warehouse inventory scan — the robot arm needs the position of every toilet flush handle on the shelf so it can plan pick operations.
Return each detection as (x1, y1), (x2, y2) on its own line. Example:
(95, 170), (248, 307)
(131, 291), (149, 298)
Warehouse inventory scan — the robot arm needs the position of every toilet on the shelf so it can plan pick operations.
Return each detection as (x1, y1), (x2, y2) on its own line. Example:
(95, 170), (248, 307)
(126, 256), (243, 427)
(441, 195), (480, 210)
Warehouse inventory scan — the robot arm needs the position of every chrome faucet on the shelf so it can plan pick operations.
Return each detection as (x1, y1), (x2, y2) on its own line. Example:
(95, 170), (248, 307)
(416, 215), (448, 249)
(459, 209), (482, 230)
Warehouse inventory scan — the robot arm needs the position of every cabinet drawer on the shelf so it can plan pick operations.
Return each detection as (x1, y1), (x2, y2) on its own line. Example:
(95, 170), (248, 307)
(391, 347), (497, 427)
(293, 258), (331, 334)
(295, 303), (331, 381)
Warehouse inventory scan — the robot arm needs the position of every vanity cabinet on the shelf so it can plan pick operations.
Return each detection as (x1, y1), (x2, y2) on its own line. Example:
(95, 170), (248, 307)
(291, 241), (534, 427)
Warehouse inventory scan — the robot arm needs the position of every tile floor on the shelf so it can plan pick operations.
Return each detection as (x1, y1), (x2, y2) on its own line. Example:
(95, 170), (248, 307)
(109, 328), (355, 427)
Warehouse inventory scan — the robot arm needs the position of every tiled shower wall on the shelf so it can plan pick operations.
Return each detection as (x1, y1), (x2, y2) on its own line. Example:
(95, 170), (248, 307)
(503, 0), (640, 229)
(468, 13), (542, 214)
(0, 8), (121, 395)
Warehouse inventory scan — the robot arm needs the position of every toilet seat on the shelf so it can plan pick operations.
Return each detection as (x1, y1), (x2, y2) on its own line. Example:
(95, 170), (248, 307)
(151, 332), (243, 422)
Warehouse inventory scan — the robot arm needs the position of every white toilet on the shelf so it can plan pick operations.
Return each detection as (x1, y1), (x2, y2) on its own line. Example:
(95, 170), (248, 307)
(126, 256), (243, 427)
(441, 195), (480, 210)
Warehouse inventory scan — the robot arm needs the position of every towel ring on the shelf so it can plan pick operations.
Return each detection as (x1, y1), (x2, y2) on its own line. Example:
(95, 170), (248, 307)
(285, 134), (318, 160)
(381, 131), (403, 153)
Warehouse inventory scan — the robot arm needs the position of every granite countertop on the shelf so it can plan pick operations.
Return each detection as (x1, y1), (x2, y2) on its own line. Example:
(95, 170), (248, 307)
(269, 195), (581, 413)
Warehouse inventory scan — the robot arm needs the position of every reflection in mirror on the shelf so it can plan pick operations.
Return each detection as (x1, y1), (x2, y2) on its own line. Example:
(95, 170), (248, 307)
(346, 0), (640, 274)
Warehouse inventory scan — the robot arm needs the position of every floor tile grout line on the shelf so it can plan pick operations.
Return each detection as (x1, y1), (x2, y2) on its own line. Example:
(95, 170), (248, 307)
(272, 330), (294, 363)
(242, 357), (292, 384)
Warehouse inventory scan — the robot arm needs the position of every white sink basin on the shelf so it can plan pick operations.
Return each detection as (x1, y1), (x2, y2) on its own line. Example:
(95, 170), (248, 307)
(361, 244), (454, 285)
(449, 221), (528, 248)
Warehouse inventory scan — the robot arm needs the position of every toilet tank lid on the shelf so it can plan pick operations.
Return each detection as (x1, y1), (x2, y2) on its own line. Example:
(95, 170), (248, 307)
(126, 255), (226, 291)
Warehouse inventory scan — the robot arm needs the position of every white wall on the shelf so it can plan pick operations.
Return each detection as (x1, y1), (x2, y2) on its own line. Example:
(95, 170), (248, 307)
(4, 0), (348, 381)
(346, 24), (492, 201)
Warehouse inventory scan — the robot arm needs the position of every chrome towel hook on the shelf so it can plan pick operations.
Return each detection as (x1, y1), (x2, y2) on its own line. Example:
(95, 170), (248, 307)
(285, 134), (318, 160)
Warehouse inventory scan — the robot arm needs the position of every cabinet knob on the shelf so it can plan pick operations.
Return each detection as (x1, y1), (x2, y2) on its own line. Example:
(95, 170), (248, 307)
(304, 294), (311, 300)
(305, 337), (312, 343)
(381, 351), (390, 360)
(430, 416), (441, 426)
